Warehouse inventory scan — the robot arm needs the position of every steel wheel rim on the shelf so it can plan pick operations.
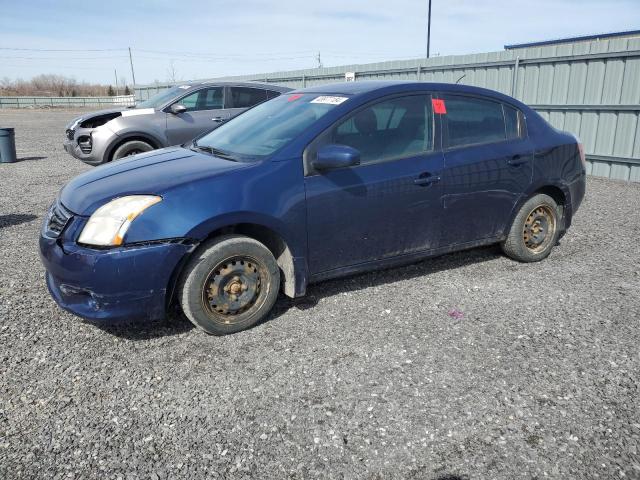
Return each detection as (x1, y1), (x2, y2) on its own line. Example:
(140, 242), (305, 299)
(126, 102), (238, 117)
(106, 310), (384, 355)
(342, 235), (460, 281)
(201, 256), (263, 324)
(523, 205), (556, 253)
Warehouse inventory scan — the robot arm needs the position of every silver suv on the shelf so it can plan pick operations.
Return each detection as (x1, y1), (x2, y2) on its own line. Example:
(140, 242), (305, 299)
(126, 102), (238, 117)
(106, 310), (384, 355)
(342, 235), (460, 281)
(63, 81), (291, 165)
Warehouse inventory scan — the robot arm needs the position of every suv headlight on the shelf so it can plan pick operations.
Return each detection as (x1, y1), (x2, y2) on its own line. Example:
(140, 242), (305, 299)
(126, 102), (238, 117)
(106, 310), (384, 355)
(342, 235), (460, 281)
(78, 195), (161, 247)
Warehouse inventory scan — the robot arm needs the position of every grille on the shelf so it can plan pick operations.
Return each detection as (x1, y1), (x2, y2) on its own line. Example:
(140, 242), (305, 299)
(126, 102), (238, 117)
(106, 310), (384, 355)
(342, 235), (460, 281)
(66, 129), (75, 140)
(46, 201), (73, 238)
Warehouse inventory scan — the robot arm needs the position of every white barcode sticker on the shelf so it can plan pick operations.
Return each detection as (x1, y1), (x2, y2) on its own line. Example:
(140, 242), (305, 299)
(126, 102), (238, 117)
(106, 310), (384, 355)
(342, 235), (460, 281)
(310, 96), (348, 105)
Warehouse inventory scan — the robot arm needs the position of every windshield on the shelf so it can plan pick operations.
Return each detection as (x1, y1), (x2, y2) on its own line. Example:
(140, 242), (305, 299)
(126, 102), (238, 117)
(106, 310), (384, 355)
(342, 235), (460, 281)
(136, 86), (190, 109)
(195, 93), (347, 160)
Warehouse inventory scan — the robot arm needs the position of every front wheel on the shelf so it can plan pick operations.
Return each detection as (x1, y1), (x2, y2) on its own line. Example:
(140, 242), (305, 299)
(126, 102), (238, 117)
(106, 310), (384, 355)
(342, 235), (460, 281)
(111, 140), (153, 161)
(178, 235), (281, 335)
(501, 193), (561, 262)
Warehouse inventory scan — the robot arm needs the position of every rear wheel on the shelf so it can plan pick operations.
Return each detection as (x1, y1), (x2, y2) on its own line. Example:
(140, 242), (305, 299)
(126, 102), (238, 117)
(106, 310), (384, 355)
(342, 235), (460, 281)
(501, 193), (561, 262)
(178, 235), (280, 335)
(111, 140), (153, 161)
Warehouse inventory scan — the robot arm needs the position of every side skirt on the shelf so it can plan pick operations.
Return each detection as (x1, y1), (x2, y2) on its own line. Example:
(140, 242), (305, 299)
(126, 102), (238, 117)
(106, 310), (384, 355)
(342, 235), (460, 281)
(309, 236), (504, 284)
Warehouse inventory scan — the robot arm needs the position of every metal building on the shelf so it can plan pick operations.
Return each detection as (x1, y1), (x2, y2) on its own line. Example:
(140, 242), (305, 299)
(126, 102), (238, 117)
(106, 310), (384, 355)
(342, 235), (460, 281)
(135, 30), (640, 182)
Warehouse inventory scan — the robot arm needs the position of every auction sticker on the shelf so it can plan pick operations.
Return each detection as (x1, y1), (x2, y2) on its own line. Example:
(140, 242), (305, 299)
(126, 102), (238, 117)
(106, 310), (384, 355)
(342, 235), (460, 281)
(310, 96), (348, 105)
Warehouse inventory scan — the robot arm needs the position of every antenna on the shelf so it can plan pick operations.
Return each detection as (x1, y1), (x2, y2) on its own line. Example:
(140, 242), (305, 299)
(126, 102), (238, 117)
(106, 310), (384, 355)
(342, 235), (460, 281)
(455, 74), (466, 84)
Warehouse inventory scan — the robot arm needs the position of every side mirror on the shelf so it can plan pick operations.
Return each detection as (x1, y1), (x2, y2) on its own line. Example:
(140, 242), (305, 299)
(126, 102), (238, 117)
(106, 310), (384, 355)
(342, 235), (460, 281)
(312, 144), (361, 171)
(170, 104), (187, 114)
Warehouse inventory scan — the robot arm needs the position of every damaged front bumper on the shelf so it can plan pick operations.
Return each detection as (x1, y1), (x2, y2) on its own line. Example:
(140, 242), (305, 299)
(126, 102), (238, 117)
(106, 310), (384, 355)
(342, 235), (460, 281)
(63, 125), (118, 165)
(39, 221), (193, 322)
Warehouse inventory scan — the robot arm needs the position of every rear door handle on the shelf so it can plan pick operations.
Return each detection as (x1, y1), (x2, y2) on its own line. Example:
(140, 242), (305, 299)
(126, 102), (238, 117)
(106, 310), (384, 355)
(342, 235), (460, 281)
(212, 116), (226, 123)
(507, 154), (528, 166)
(414, 173), (441, 186)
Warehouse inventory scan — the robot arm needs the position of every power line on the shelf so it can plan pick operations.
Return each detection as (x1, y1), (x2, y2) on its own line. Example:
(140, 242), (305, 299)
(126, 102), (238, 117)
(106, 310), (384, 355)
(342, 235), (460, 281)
(0, 55), (130, 60)
(0, 47), (127, 52)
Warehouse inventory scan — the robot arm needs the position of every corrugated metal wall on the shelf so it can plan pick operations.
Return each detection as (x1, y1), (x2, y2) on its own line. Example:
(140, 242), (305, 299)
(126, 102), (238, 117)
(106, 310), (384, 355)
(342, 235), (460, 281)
(136, 37), (640, 182)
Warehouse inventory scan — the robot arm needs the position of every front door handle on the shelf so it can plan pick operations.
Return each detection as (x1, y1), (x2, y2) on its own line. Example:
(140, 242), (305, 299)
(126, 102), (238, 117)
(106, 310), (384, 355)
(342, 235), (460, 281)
(507, 154), (528, 166)
(212, 116), (226, 123)
(414, 173), (441, 186)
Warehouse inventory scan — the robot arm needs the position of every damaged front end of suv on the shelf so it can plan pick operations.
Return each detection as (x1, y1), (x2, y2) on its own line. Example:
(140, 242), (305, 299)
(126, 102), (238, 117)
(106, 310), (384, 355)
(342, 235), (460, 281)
(64, 110), (125, 165)
(63, 107), (164, 166)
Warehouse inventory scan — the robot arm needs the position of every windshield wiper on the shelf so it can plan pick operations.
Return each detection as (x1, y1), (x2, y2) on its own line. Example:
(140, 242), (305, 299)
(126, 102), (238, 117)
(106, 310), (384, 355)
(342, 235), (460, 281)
(191, 142), (237, 161)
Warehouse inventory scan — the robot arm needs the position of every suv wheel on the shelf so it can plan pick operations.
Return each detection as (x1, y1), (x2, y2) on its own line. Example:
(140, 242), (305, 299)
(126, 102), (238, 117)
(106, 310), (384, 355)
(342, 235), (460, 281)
(178, 235), (281, 335)
(111, 140), (153, 161)
(501, 193), (561, 262)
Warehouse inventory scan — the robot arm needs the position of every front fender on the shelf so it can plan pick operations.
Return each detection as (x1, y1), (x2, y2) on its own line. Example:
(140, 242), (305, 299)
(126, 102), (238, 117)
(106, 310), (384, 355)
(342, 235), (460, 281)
(123, 160), (307, 259)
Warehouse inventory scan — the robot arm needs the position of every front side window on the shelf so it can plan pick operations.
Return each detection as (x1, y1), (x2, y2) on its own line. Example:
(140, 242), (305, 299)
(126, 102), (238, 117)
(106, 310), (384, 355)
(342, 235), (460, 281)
(311, 95), (433, 167)
(229, 87), (267, 108)
(175, 87), (224, 112)
(444, 95), (506, 148)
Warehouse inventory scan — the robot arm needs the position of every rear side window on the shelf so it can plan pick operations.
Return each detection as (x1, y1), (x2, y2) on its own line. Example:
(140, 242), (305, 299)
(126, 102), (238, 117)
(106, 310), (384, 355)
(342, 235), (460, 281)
(266, 89), (282, 99)
(504, 104), (526, 139)
(229, 87), (267, 108)
(444, 96), (506, 148)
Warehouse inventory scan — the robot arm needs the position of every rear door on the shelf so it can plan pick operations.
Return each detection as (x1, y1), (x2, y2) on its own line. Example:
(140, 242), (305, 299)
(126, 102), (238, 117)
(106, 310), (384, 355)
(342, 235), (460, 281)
(165, 86), (227, 145)
(439, 94), (533, 246)
(304, 94), (445, 274)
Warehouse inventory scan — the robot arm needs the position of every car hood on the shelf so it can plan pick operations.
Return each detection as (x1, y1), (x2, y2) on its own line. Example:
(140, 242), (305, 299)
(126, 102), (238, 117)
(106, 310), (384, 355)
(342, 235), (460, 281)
(65, 108), (129, 129)
(60, 147), (253, 215)
(65, 106), (157, 130)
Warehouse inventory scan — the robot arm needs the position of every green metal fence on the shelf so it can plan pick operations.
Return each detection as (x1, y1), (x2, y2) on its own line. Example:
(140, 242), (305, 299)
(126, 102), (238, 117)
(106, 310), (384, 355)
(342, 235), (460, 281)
(135, 37), (638, 183)
(0, 95), (136, 109)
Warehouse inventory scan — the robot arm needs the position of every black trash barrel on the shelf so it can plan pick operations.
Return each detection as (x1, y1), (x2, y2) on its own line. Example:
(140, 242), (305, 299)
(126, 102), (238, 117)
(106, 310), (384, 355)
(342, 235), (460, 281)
(0, 128), (17, 163)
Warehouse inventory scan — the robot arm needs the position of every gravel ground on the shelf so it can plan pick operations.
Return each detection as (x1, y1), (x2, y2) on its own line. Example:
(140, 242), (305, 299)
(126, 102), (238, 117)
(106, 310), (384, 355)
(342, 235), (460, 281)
(0, 109), (639, 480)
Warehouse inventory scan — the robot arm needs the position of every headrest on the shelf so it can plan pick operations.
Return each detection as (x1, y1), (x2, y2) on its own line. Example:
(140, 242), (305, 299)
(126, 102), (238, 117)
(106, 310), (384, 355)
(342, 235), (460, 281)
(353, 109), (378, 135)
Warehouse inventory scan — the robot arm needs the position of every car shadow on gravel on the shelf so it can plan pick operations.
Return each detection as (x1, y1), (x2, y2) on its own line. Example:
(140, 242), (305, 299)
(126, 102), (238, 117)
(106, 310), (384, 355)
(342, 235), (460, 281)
(88, 311), (194, 341)
(0, 213), (38, 229)
(273, 244), (503, 314)
(88, 245), (502, 341)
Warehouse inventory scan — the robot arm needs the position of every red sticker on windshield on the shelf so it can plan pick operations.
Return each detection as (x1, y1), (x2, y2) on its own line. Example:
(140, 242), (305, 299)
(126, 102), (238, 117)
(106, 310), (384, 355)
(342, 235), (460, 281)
(432, 98), (447, 114)
(287, 94), (303, 102)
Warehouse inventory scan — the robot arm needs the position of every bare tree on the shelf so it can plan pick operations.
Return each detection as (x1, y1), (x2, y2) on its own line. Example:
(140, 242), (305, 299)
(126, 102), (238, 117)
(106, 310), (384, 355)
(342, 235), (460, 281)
(167, 61), (178, 83)
(0, 74), (111, 97)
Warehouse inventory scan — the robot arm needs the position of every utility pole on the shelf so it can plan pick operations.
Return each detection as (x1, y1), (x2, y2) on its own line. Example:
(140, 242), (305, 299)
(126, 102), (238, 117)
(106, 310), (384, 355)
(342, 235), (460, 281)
(316, 51), (323, 69)
(128, 47), (137, 88)
(426, 0), (432, 59)
(114, 69), (118, 95)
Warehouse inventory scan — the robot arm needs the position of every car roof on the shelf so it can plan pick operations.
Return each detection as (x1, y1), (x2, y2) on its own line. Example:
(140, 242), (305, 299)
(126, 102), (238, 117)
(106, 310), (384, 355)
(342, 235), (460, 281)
(291, 80), (524, 106)
(191, 81), (292, 92)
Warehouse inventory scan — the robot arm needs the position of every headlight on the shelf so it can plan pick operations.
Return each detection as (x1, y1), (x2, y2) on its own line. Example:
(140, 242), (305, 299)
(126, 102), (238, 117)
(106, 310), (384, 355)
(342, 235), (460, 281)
(78, 195), (161, 247)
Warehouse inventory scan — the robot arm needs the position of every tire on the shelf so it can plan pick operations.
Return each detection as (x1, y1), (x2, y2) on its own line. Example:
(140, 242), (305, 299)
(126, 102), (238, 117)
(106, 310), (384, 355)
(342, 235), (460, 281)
(111, 140), (153, 161)
(178, 235), (280, 335)
(501, 193), (561, 262)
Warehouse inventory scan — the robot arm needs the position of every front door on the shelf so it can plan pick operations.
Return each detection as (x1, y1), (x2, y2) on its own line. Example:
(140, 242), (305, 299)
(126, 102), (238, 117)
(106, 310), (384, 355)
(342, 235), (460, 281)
(439, 94), (533, 245)
(165, 86), (228, 145)
(304, 94), (444, 275)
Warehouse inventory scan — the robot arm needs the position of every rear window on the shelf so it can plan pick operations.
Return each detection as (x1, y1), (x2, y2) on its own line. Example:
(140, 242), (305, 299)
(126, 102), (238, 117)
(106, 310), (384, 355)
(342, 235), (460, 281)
(444, 96), (506, 148)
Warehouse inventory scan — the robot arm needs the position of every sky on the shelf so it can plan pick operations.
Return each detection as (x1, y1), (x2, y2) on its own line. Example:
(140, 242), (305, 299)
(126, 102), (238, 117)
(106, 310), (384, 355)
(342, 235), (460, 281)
(1, 0), (639, 86)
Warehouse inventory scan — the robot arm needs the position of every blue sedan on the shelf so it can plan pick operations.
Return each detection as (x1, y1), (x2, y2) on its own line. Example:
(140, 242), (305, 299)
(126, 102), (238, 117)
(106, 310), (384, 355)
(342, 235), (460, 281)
(40, 81), (586, 335)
